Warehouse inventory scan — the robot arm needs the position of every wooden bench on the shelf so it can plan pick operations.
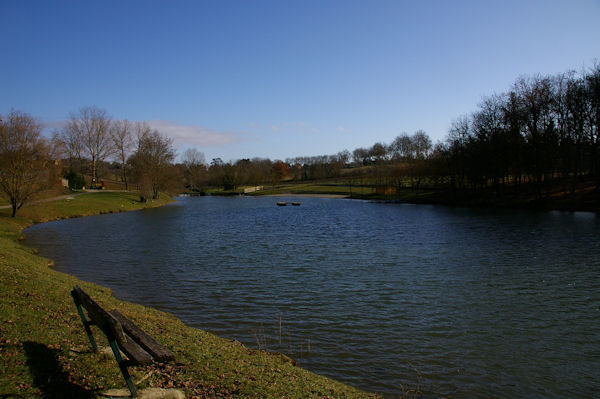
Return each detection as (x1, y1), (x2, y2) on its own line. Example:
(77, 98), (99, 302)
(71, 286), (175, 397)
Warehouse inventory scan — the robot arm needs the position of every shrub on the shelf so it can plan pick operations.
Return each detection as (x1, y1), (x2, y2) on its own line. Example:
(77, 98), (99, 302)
(64, 170), (85, 189)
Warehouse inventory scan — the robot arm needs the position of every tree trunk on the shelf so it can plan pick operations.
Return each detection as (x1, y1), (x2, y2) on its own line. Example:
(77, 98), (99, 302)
(91, 157), (97, 187)
(122, 166), (128, 190)
(121, 149), (128, 190)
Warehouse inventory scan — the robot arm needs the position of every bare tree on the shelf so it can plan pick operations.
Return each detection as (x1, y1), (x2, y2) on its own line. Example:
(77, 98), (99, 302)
(352, 147), (370, 165)
(111, 119), (134, 189)
(584, 63), (600, 187)
(391, 133), (414, 160)
(129, 129), (176, 200)
(54, 122), (84, 173)
(182, 147), (206, 167)
(514, 75), (557, 196)
(446, 115), (472, 188)
(369, 142), (389, 163)
(65, 106), (113, 187)
(412, 130), (432, 160)
(133, 121), (152, 152)
(181, 148), (207, 192)
(0, 111), (50, 217)
(337, 150), (351, 166)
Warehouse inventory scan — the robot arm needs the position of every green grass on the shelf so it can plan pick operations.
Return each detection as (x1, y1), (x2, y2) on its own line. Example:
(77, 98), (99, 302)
(0, 191), (379, 398)
(205, 187), (245, 196)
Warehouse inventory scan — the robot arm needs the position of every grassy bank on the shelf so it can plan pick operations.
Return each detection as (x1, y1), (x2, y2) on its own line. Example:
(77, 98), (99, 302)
(206, 183), (374, 198)
(241, 180), (599, 213)
(0, 191), (378, 398)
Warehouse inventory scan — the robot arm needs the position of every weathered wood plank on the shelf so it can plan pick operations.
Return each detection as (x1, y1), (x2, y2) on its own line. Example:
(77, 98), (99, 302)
(109, 310), (175, 362)
(118, 335), (153, 364)
(71, 286), (127, 346)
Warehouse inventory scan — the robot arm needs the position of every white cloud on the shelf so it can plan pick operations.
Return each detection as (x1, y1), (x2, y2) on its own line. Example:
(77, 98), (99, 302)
(336, 126), (346, 132)
(146, 120), (239, 147)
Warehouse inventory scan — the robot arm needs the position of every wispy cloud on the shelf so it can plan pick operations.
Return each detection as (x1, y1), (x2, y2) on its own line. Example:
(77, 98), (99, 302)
(146, 120), (239, 147)
(336, 125), (346, 132)
(41, 118), (240, 150)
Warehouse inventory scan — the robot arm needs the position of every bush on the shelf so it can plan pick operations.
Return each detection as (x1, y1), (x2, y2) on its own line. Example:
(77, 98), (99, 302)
(64, 170), (85, 189)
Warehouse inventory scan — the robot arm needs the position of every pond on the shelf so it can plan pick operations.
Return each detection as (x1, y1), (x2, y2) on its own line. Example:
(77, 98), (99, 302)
(25, 196), (600, 397)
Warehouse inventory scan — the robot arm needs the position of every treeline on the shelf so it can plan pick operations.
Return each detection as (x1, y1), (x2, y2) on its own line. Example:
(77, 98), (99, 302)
(183, 156), (286, 192)
(207, 63), (600, 200)
(0, 104), (301, 213)
(51, 107), (310, 195)
(54, 107), (177, 201)
(2, 62), (598, 216)
(442, 66), (600, 197)
(0, 106), (182, 217)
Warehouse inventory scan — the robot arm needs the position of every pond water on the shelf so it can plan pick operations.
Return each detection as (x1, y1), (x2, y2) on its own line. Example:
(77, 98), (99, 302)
(25, 196), (600, 397)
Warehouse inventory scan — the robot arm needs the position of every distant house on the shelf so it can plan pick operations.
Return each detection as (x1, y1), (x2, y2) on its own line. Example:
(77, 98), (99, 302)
(61, 178), (69, 188)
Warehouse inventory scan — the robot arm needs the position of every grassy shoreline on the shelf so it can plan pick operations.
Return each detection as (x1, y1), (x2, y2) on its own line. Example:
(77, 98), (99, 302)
(239, 181), (600, 213)
(0, 191), (378, 398)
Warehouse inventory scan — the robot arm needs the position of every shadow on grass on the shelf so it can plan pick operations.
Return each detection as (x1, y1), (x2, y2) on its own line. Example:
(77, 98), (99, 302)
(24, 341), (92, 399)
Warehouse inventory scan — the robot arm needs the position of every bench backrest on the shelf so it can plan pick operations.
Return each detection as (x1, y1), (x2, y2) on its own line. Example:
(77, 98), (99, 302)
(71, 286), (128, 347)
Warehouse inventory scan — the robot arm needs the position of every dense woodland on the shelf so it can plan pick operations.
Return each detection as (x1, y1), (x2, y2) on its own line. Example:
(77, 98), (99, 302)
(1, 63), (599, 216)
(442, 66), (600, 198)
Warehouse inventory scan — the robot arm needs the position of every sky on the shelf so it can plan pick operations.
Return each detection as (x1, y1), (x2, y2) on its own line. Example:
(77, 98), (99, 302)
(1, 0), (599, 163)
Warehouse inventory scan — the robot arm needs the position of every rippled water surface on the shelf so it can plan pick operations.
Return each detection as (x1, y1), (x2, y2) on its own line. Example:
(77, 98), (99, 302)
(25, 196), (600, 397)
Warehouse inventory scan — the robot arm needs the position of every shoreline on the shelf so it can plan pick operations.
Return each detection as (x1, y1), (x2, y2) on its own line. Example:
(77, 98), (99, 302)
(0, 191), (378, 398)
(263, 193), (349, 199)
(213, 179), (600, 213)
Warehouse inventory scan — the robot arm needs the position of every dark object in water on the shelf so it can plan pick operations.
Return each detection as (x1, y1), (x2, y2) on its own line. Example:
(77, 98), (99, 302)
(292, 202), (301, 206)
(277, 202), (287, 206)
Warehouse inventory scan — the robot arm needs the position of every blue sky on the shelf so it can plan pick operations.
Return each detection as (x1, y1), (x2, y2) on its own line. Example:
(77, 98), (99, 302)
(1, 0), (599, 162)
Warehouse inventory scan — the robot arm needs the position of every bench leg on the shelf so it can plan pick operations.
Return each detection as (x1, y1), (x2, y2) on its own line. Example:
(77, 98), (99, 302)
(74, 302), (98, 352)
(108, 339), (138, 397)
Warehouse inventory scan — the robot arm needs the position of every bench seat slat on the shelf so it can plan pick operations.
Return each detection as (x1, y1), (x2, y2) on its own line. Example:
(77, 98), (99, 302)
(118, 335), (153, 364)
(109, 310), (175, 362)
